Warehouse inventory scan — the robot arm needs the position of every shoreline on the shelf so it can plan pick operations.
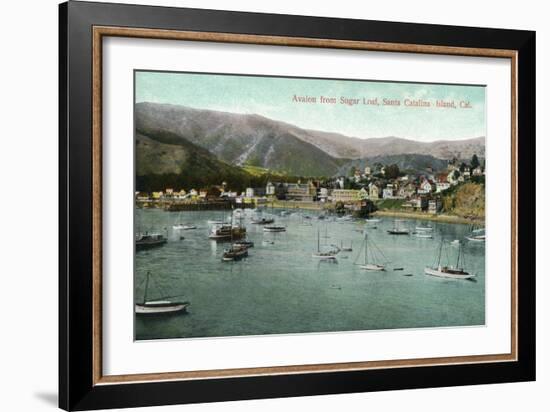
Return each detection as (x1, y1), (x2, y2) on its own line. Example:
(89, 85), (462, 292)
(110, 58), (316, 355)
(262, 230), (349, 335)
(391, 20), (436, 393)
(265, 200), (326, 211)
(372, 210), (485, 226)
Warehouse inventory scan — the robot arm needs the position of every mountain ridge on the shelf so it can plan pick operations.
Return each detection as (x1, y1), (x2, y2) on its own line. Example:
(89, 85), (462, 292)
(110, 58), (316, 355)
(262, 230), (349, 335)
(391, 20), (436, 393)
(135, 102), (485, 177)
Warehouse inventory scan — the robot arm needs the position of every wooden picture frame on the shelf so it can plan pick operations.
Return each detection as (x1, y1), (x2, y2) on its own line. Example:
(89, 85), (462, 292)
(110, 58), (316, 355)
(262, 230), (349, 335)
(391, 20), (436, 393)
(59, 1), (535, 410)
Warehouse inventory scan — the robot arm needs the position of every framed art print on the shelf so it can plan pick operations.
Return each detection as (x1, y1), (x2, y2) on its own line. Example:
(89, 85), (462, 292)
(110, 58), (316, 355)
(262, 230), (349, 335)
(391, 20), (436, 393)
(59, 1), (535, 410)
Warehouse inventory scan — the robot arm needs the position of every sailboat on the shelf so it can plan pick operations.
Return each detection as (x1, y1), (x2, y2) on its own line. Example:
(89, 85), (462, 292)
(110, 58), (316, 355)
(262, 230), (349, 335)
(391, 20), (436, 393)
(340, 240), (353, 252)
(312, 228), (338, 259)
(299, 214), (312, 226)
(263, 225), (286, 232)
(365, 217), (381, 223)
(207, 211), (231, 226)
(424, 240), (475, 279)
(465, 224), (485, 242)
(173, 213), (197, 230)
(415, 232), (433, 239)
(466, 226), (486, 242)
(355, 232), (386, 271)
(135, 271), (190, 315)
(387, 219), (410, 235)
(415, 225), (433, 231)
(466, 234), (485, 242)
(251, 217), (275, 225)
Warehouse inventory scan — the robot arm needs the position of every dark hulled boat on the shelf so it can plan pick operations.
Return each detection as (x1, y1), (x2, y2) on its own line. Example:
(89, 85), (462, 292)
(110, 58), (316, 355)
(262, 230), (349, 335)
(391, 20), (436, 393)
(222, 244), (249, 261)
(135, 233), (167, 251)
(208, 224), (246, 241)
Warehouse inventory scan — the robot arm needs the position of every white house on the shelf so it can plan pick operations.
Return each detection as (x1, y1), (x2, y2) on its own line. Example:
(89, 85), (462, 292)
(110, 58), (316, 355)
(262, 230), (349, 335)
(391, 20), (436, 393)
(266, 182), (275, 196)
(417, 179), (433, 194)
(382, 186), (394, 199)
(368, 183), (380, 199)
(447, 170), (460, 186)
(472, 166), (483, 176)
(436, 182), (451, 193)
(398, 183), (416, 198)
(318, 187), (329, 202)
(245, 187), (255, 198)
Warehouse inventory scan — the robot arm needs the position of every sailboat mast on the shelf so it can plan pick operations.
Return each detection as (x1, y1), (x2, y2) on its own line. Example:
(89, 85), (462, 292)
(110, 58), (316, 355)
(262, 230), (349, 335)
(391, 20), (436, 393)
(456, 242), (461, 269)
(143, 271), (150, 304)
(364, 233), (368, 265)
(317, 228), (320, 252)
(436, 240), (443, 267)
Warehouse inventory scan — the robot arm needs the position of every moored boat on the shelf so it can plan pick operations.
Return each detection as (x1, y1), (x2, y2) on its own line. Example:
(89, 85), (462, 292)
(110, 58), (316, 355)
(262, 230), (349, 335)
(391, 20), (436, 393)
(136, 300), (190, 314)
(251, 217), (275, 225)
(208, 224), (246, 240)
(415, 225), (433, 231)
(387, 229), (410, 235)
(466, 234), (486, 242)
(173, 224), (197, 230)
(135, 271), (190, 315)
(387, 219), (409, 235)
(263, 226), (286, 233)
(312, 229), (338, 260)
(340, 240), (353, 252)
(424, 266), (474, 279)
(354, 232), (387, 271)
(233, 240), (254, 249)
(135, 232), (167, 251)
(424, 240), (475, 279)
(222, 244), (249, 261)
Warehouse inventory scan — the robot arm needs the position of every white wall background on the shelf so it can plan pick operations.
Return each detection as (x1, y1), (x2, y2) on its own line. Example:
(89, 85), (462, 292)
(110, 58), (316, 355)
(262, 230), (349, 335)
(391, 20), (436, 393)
(0, 1), (546, 411)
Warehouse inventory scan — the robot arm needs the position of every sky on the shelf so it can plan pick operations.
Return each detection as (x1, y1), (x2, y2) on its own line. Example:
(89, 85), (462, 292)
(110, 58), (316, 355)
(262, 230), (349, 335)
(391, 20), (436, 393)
(135, 70), (486, 142)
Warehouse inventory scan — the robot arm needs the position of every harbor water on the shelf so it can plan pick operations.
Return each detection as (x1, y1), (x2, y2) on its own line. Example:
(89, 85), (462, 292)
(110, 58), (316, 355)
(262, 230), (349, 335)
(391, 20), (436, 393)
(135, 208), (485, 340)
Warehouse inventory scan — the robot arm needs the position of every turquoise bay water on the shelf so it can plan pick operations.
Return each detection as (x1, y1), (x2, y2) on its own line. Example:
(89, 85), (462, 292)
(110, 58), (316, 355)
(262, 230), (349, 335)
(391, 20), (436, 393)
(135, 208), (485, 340)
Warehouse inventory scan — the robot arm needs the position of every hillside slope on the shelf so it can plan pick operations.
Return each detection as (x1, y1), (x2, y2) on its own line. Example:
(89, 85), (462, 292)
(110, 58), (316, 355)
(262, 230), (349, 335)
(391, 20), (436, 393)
(136, 102), (344, 176)
(135, 129), (253, 192)
(135, 103), (485, 175)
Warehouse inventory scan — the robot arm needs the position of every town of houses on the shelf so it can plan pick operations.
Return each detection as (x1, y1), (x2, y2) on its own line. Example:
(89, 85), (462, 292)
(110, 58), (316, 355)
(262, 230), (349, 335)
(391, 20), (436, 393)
(136, 159), (484, 215)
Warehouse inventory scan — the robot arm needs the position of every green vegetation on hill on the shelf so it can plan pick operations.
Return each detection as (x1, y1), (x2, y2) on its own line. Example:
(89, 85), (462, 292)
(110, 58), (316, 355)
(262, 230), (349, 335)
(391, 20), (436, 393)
(136, 130), (254, 193)
(376, 199), (406, 210)
(136, 129), (328, 193)
(442, 182), (485, 219)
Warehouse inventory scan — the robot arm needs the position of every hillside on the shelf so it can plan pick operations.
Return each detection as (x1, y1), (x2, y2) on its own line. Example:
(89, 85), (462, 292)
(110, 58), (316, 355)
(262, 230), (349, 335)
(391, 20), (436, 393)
(442, 183), (485, 219)
(135, 129), (253, 192)
(337, 154), (449, 175)
(136, 102), (344, 177)
(135, 103), (485, 177)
